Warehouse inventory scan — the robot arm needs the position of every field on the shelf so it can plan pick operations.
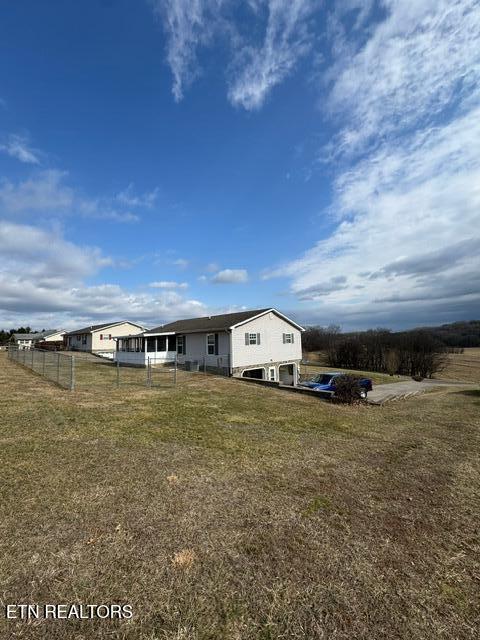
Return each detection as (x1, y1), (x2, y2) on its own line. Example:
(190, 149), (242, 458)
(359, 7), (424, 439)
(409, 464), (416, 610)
(304, 348), (480, 384)
(1, 351), (479, 639)
(437, 348), (480, 384)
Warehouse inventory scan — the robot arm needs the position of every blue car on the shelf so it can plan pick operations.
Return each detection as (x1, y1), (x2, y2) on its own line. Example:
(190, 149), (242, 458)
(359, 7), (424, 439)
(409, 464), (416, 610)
(299, 372), (373, 399)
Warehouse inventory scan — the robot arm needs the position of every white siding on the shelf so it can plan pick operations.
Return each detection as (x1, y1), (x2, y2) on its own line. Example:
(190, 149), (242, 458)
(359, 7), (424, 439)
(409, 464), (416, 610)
(91, 323), (143, 351)
(43, 331), (66, 342)
(231, 311), (302, 368)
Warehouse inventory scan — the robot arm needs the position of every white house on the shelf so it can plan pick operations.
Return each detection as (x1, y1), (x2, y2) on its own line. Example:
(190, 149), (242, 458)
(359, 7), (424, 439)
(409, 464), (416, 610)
(115, 308), (304, 384)
(64, 321), (145, 358)
(11, 329), (66, 350)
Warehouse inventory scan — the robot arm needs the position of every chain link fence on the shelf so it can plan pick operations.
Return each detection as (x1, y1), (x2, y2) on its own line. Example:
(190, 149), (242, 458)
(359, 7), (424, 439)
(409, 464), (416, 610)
(7, 347), (194, 391)
(8, 346), (75, 390)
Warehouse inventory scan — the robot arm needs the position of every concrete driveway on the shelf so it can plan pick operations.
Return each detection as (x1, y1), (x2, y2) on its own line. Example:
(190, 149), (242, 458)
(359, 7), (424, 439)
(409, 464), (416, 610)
(367, 378), (476, 405)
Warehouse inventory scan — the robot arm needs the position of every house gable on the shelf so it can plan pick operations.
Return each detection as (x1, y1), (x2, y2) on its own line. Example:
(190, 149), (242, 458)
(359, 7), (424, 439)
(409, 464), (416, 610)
(230, 310), (303, 369)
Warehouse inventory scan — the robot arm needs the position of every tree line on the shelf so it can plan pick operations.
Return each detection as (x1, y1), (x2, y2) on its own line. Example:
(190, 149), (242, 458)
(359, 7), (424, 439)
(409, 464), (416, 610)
(302, 325), (450, 378)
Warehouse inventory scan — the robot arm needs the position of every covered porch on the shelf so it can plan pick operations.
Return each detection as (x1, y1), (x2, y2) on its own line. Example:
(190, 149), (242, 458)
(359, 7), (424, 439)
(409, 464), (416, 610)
(115, 333), (177, 366)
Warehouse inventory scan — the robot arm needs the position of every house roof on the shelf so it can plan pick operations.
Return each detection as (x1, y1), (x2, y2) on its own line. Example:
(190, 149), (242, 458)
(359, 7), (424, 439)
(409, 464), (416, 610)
(12, 330), (57, 341)
(65, 321), (145, 337)
(145, 308), (304, 335)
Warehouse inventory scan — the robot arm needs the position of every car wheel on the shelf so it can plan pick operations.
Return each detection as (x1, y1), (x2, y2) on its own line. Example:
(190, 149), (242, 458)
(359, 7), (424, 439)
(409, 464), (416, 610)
(360, 389), (367, 399)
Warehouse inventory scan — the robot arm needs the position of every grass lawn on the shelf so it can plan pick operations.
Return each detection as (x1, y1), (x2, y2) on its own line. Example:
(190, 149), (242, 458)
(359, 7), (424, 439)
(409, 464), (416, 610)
(1, 352), (479, 639)
(436, 348), (480, 384)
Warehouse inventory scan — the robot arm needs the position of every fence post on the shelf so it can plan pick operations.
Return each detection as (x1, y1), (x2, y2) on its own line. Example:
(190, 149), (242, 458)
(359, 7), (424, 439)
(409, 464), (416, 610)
(174, 354), (177, 386)
(43, 351), (46, 376)
(204, 356), (207, 375)
(57, 353), (60, 385)
(146, 358), (150, 388)
(116, 360), (120, 388)
(31, 349), (34, 370)
(70, 355), (75, 391)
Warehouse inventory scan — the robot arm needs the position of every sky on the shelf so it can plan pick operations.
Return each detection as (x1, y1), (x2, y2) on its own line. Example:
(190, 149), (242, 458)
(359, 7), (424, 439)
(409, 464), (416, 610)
(0, 0), (479, 332)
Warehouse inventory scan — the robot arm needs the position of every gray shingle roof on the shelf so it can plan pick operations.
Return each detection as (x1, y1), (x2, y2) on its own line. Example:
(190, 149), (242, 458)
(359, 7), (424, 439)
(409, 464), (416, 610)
(65, 321), (144, 337)
(146, 309), (271, 335)
(12, 330), (58, 341)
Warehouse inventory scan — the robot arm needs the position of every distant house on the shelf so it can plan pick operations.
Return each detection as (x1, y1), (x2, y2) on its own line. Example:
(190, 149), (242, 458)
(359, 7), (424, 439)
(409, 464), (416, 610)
(115, 308), (304, 384)
(11, 329), (66, 350)
(64, 321), (145, 358)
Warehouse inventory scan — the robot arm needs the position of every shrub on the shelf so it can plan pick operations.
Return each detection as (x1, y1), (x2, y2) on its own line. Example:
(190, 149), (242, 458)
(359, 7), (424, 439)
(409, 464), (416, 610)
(332, 374), (365, 404)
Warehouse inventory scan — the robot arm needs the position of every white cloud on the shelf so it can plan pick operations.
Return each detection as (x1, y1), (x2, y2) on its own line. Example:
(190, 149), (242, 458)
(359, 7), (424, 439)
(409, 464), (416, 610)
(151, 0), (229, 102)
(172, 258), (189, 269)
(149, 280), (188, 289)
(0, 134), (41, 164)
(266, 0), (480, 328)
(0, 221), (206, 328)
(212, 268), (248, 283)
(267, 108), (480, 323)
(151, 0), (318, 109)
(228, 0), (317, 110)
(326, 0), (480, 156)
(0, 169), (139, 223)
(116, 183), (159, 208)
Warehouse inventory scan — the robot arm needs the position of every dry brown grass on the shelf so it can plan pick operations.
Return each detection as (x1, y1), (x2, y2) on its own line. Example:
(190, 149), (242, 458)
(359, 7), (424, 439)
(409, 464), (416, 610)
(1, 352), (479, 639)
(436, 348), (480, 383)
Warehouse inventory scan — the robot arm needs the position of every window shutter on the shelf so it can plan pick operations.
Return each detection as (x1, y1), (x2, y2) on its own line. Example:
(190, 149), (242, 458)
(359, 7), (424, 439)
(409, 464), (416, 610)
(282, 333), (286, 344)
(291, 333), (294, 343)
(215, 333), (219, 356)
(100, 334), (103, 340)
(257, 333), (261, 345)
(245, 332), (249, 345)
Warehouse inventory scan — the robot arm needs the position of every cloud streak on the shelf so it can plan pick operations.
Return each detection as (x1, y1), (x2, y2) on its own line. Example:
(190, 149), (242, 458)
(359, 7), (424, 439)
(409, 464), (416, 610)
(266, 0), (480, 327)
(228, 0), (317, 110)
(151, 0), (318, 109)
(0, 134), (41, 164)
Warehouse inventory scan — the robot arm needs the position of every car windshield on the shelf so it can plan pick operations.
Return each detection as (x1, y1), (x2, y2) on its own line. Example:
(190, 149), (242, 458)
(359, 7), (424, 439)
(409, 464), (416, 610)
(312, 374), (334, 385)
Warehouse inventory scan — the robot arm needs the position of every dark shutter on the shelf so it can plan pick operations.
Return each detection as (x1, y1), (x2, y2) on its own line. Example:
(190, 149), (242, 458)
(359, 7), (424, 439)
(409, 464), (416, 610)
(282, 333), (286, 344)
(291, 333), (294, 343)
(215, 333), (219, 355)
(245, 332), (249, 345)
(257, 333), (261, 345)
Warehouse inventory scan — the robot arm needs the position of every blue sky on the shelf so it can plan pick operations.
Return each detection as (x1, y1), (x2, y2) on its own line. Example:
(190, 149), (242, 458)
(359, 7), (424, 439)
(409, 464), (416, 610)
(0, 0), (479, 331)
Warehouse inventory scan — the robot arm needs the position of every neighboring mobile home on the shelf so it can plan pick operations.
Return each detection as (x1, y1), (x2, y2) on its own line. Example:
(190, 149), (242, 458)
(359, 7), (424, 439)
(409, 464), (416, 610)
(115, 308), (304, 384)
(11, 329), (66, 350)
(64, 321), (145, 358)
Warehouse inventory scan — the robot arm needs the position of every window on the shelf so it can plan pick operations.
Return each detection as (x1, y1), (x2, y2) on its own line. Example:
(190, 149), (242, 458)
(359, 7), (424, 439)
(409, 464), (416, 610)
(283, 333), (294, 344)
(157, 336), (167, 352)
(168, 336), (176, 352)
(269, 367), (276, 381)
(146, 337), (156, 352)
(245, 332), (260, 345)
(177, 335), (185, 355)
(207, 334), (215, 355)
